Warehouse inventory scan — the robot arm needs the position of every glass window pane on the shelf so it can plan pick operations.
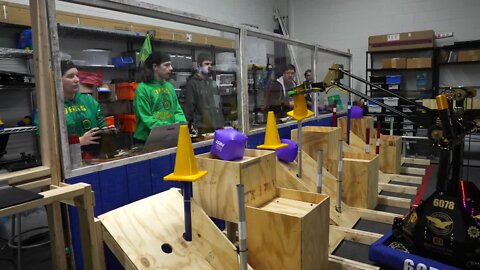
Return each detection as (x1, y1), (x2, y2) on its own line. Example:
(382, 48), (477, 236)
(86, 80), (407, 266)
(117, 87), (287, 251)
(316, 51), (351, 113)
(54, 3), (239, 172)
(246, 34), (313, 132)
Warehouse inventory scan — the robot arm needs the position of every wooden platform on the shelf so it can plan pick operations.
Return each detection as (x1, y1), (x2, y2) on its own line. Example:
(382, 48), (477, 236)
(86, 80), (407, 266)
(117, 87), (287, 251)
(98, 189), (243, 270)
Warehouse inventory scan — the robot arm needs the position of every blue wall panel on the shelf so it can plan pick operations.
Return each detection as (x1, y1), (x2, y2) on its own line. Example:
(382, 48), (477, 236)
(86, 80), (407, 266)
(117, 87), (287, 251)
(99, 167), (129, 212)
(126, 160), (153, 203)
(150, 155), (178, 194)
(66, 172), (100, 270)
(66, 172), (103, 215)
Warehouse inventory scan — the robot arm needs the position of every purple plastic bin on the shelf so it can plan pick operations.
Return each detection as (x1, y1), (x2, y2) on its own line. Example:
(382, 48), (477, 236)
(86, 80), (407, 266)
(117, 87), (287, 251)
(276, 139), (298, 162)
(210, 128), (248, 161)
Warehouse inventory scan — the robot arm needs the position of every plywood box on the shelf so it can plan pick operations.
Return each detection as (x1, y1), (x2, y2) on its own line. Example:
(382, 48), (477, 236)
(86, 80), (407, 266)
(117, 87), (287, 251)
(291, 126), (342, 177)
(193, 149), (276, 223)
(379, 135), (402, 174)
(338, 116), (375, 143)
(382, 58), (407, 69)
(342, 152), (379, 209)
(246, 188), (329, 270)
(406, 57), (432, 69)
(369, 30), (435, 52)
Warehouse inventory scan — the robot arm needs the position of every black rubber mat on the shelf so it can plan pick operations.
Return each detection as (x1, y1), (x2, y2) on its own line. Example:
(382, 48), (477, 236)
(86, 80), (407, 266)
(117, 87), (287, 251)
(332, 240), (376, 265)
(353, 219), (392, 235)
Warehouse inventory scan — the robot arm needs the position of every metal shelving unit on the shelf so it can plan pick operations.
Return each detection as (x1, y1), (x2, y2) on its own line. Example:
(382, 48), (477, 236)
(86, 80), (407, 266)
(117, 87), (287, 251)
(365, 47), (436, 138)
(0, 126), (37, 134)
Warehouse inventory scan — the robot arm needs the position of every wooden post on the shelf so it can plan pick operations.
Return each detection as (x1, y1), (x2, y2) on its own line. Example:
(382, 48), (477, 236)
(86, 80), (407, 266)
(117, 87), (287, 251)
(29, 0), (62, 185)
(379, 135), (402, 174)
(193, 149), (277, 223)
(291, 126), (341, 177)
(342, 152), (379, 209)
(246, 188), (330, 270)
(74, 185), (100, 270)
(338, 116), (375, 144)
(30, 1), (66, 268)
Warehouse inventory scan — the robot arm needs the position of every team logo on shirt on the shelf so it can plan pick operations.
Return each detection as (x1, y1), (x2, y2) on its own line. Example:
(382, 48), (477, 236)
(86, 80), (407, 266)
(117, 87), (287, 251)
(65, 105), (87, 114)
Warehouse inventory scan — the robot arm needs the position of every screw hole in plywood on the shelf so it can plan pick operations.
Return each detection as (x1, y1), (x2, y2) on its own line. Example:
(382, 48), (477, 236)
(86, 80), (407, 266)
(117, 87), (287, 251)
(161, 243), (173, 254)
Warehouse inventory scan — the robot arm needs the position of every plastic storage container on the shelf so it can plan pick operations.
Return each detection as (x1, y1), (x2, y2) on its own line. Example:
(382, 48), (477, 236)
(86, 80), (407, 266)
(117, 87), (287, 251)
(386, 75), (401, 84)
(118, 114), (136, 133)
(387, 84), (400, 90)
(112, 56), (134, 68)
(368, 99), (382, 113)
(116, 82), (138, 100)
(82, 49), (111, 66)
(383, 97), (399, 106)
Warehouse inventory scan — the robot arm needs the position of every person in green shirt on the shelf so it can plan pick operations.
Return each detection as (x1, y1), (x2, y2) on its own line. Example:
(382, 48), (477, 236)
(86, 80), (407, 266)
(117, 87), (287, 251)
(133, 52), (186, 143)
(61, 60), (106, 145)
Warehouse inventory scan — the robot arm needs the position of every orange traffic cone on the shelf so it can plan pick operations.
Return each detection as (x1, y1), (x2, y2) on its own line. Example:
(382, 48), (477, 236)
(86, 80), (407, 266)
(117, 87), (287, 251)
(257, 111), (288, 150)
(287, 94), (314, 121)
(164, 125), (207, 182)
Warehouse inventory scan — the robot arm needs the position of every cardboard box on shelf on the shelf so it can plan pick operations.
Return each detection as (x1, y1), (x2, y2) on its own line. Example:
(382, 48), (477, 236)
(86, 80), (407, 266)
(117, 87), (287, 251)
(406, 57), (432, 68)
(79, 84), (96, 94)
(369, 30), (435, 52)
(382, 58), (406, 69)
(458, 50), (480, 62)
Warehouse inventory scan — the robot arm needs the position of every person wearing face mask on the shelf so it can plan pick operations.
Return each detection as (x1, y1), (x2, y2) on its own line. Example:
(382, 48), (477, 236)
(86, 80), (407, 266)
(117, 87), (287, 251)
(60, 60), (106, 146)
(262, 64), (296, 119)
(133, 51), (186, 144)
(184, 53), (224, 135)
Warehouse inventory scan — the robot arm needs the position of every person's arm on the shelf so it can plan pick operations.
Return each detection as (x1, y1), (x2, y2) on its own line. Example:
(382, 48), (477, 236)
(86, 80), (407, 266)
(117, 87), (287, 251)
(169, 85), (186, 123)
(213, 82), (224, 124)
(183, 80), (196, 126)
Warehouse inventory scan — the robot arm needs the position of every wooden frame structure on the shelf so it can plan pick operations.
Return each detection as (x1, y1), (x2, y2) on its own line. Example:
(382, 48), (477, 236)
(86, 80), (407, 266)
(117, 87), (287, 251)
(0, 0), (74, 268)
(278, 126), (430, 269)
(0, 183), (101, 269)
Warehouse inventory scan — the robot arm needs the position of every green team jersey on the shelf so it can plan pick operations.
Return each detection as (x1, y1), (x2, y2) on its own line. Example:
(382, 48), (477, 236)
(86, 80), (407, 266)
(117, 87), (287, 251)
(133, 79), (186, 141)
(64, 91), (106, 136)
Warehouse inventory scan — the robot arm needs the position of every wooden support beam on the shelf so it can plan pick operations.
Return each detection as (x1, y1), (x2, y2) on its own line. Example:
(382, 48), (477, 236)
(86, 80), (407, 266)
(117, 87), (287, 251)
(329, 255), (380, 270)
(16, 178), (52, 190)
(74, 185), (100, 270)
(385, 174), (423, 185)
(378, 195), (411, 209)
(348, 207), (401, 225)
(94, 219), (106, 270)
(379, 183), (418, 196)
(30, 0), (62, 185)
(401, 157), (430, 166)
(1, 183), (100, 269)
(0, 166), (50, 185)
(0, 184), (87, 217)
(400, 167), (426, 176)
(332, 226), (382, 246)
(46, 202), (67, 270)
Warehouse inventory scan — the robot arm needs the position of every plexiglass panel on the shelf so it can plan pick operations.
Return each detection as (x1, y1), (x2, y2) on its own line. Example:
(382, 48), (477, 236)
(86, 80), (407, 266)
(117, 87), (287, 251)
(315, 50), (351, 113)
(53, 3), (240, 172)
(246, 33), (314, 131)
